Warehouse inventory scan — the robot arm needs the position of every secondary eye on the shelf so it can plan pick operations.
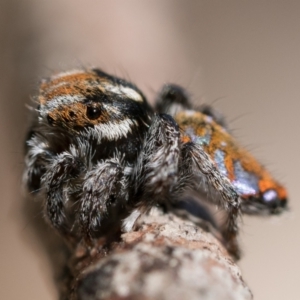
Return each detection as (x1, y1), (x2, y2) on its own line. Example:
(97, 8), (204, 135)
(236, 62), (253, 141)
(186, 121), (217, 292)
(86, 104), (101, 120)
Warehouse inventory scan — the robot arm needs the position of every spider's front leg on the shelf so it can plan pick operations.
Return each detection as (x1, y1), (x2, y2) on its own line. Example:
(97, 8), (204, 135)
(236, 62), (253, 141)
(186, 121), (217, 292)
(123, 114), (181, 231)
(135, 114), (181, 201)
(42, 149), (86, 241)
(181, 142), (241, 259)
(79, 156), (129, 243)
(25, 134), (84, 241)
(24, 132), (53, 193)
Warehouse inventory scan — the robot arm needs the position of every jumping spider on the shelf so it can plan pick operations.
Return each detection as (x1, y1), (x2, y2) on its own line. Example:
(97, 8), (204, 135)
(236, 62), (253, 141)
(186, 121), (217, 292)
(24, 68), (288, 259)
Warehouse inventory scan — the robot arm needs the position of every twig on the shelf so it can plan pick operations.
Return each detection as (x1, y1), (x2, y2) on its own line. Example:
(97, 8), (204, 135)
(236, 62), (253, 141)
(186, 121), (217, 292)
(65, 209), (252, 300)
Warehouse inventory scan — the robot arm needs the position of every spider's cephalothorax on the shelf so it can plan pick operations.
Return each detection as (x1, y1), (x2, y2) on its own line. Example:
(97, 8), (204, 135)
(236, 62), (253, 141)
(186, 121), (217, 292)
(24, 69), (288, 259)
(25, 68), (155, 241)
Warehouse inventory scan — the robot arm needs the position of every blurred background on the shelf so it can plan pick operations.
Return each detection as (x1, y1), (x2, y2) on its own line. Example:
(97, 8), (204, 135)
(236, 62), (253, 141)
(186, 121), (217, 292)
(0, 1), (299, 299)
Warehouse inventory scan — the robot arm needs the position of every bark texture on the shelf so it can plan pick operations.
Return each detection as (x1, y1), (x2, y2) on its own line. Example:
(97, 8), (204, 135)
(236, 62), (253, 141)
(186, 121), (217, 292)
(67, 209), (252, 300)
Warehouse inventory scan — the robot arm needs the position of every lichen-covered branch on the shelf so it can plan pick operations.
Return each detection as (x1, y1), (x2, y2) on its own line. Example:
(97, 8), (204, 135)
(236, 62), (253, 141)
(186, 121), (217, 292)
(66, 209), (252, 300)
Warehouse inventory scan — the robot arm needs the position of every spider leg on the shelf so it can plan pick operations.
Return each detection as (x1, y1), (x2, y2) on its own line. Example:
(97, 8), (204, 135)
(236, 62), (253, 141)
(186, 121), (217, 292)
(122, 114), (181, 232)
(180, 142), (241, 259)
(42, 151), (85, 241)
(24, 133), (53, 193)
(134, 113), (181, 203)
(79, 157), (129, 243)
(156, 83), (228, 129)
(155, 84), (192, 115)
(172, 193), (219, 230)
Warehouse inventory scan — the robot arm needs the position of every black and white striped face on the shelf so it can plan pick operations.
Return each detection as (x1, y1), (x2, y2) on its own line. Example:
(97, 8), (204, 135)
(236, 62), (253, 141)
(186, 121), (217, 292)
(37, 68), (153, 141)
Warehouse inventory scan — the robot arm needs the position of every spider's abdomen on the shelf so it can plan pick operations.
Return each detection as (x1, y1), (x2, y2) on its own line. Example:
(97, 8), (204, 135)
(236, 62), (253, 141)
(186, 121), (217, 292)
(175, 110), (287, 213)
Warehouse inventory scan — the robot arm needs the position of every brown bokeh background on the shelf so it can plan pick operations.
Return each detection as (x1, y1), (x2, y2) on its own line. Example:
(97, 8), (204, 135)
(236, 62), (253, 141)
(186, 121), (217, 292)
(0, 1), (299, 299)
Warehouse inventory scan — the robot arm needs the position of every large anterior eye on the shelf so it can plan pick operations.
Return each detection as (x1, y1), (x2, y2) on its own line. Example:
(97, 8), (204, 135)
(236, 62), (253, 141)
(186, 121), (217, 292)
(86, 104), (101, 120)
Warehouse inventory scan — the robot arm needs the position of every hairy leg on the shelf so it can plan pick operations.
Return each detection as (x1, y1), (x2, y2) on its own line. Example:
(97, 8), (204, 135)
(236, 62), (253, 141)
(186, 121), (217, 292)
(79, 156), (129, 242)
(156, 83), (228, 129)
(155, 84), (192, 115)
(42, 150), (85, 240)
(133, 113), (181, 203)
(24, 133), (53, 193)
(122, 114), (181, 232)
(180, 142), (241, 259)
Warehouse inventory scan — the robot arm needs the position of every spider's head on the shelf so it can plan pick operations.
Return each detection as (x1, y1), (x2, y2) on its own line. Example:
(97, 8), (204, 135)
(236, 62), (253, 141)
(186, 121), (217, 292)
(37, 68), (153, 142)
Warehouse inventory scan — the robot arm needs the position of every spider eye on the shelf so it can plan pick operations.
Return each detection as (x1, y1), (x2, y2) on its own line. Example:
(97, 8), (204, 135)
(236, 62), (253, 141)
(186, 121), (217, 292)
(86, 105), (101, 120)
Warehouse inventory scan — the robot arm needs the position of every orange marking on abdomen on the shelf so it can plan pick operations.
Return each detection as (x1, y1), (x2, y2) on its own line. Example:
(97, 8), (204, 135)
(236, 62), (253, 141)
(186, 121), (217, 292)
(175, 110), (288, 201)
